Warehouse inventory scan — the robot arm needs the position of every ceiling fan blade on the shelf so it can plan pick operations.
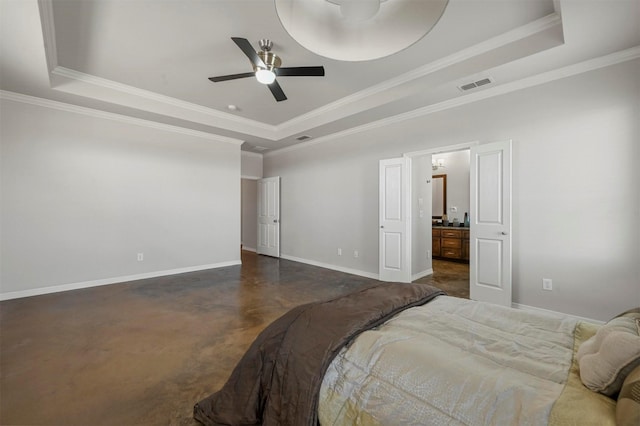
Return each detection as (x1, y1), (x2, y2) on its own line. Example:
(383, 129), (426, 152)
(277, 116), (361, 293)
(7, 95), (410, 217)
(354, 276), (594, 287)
(268, 80), (287, 102)
(275, 66), (325, 77)
(232, 37), (266, 68)
(208, 72), (255, 82)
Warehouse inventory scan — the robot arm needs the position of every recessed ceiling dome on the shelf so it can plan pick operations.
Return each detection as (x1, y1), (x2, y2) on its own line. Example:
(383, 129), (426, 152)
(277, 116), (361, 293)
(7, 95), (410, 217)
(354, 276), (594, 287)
(275, 0), (449, 62)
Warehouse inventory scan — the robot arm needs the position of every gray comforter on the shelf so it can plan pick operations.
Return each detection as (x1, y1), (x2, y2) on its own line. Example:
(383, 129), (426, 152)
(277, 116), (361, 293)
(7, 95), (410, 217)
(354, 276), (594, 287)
(193, 282), (444, 426)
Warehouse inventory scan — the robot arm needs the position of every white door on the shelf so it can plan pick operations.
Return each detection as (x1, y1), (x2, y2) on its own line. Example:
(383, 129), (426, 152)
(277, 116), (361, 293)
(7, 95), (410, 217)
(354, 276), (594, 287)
(257, 176), (280, 257)
(470, 141), (512, 306)
(379, 158), (411, 282)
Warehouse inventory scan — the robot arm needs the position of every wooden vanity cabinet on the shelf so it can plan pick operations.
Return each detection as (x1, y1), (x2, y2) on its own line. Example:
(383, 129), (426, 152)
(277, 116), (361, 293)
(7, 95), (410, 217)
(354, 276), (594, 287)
(433, 227), (469, 262)
(432, 228), (441, 257)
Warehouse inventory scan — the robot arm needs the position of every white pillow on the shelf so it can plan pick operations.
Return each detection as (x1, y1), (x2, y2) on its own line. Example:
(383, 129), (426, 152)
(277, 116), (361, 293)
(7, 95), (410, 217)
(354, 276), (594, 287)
(577, 311), (640, 396)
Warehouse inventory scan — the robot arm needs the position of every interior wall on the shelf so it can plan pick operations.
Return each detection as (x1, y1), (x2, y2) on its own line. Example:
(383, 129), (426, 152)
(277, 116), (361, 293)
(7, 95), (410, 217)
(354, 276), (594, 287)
(0, 99), (241, 297)
(241, 151), (263, 178)
(434, 150), (470, 223)
(411, 155), (432, 278)
(264, 59), (640, 321)
(241, 178), (258, 251)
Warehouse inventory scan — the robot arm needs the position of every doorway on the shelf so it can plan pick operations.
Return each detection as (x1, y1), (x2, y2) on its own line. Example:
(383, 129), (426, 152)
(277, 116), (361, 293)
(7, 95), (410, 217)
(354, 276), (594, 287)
(379, 140), (512, 306)
(416, 149), (471, 298)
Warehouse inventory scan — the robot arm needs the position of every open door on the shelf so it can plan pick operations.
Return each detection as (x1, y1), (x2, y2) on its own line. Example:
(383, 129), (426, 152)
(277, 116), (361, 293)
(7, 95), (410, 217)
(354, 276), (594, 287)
(379, 158), (411, 282)
(470, 141), (512, 306)
(257, 176), (280, 258)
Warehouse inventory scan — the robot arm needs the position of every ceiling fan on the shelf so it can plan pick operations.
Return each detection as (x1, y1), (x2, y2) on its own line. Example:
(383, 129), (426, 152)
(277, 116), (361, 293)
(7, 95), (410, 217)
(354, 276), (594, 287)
(208, 37), (325, 102)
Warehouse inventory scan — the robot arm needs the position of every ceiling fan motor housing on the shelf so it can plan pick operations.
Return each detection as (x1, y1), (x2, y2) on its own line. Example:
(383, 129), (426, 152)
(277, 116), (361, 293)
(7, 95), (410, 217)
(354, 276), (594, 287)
(257, 51), (281, 71)
(257, 39), (281, 71)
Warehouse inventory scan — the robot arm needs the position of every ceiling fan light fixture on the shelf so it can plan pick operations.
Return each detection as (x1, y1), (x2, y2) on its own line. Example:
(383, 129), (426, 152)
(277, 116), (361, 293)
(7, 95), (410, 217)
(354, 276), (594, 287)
(255, 68), (276, 85)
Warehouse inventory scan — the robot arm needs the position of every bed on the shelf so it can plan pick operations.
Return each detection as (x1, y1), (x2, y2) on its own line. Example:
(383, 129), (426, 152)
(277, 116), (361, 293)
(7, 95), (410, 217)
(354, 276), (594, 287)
(193, 283), (640, 426)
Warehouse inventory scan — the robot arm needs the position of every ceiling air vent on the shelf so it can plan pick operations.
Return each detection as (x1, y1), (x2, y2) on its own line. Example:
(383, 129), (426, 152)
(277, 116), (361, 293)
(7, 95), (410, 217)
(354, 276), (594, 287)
(296, 135), (311, 141)
(458, 77), (494, 92)
(253, 146), (269, 152)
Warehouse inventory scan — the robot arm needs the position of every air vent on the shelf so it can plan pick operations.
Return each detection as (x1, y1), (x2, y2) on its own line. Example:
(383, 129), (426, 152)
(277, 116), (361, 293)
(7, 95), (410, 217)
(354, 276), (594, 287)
(253, 146), (269, 152)
(458, 77), (494, 92)
(296, 135), (311, 141)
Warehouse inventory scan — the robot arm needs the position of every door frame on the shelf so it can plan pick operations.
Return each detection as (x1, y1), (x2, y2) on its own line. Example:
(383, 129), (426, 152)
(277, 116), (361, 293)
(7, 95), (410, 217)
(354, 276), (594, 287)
(401, 140), (513, 305)
(402, 141), (480, 279)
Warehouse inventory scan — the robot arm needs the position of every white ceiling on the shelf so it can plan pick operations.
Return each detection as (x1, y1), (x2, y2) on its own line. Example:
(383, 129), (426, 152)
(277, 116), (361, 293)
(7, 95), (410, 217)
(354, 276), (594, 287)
(1, 0), (639, 153)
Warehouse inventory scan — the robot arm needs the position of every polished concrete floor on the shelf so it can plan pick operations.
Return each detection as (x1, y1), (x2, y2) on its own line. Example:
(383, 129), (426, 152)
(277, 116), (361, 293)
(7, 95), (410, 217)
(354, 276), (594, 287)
(0, 252), (468, 425)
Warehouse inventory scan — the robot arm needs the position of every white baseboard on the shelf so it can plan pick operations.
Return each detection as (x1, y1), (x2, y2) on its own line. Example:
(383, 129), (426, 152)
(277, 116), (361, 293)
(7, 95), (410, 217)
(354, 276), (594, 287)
(241, 247), (257, 253)
(512, 302), (604, 325)
(280, 254), (379, 280)
(0, 260), (242, 301)
(412, 269), (434, 281)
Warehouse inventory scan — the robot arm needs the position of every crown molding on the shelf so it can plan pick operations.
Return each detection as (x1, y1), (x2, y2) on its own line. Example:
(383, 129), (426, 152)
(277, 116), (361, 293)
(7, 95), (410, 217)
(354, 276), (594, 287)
(50, 66), (276, 135)
(37, 2), (563, 142)
(0, 90), (245, 145)
(275, 13), (562, 135)
(265, 45), (640, 157)
(37, 0), (57, 73)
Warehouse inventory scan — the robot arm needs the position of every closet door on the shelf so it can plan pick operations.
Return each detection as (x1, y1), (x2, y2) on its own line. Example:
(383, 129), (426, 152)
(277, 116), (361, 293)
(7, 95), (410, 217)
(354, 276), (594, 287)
(257, 177), (280, 258)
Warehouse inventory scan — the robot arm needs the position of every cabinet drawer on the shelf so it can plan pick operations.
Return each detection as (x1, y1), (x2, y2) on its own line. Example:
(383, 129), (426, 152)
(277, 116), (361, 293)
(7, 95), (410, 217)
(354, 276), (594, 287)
(442, 238), (462, 248)
(441, 248), (462, 259)
(441, 229), (462, 238)
(432, 229), (441, 237)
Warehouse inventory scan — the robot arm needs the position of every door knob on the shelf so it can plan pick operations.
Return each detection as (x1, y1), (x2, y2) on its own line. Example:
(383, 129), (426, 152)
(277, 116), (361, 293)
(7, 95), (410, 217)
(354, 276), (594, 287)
(501, 231), (508, 235)
(380, 226), (384, 229)
(273, 219), (279, 223)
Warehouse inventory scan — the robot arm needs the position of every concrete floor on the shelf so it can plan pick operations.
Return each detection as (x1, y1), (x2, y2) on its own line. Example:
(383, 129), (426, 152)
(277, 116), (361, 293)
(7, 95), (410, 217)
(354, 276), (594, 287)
(0, 252), (468, 425)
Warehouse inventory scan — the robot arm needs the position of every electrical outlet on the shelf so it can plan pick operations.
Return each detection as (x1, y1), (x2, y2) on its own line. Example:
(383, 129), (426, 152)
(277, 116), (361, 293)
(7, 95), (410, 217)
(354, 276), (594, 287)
(354, 250), (359, 258)
(542, 278), (552, 291)
(137, 253), (144, 262)
(337, 248), (342, 256)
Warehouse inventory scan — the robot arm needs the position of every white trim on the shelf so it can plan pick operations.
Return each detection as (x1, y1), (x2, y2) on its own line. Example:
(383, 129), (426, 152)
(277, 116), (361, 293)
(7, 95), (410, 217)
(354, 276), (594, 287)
(0, 260), (242, 301)
(280, 254), (379, 280)
(51, 66), (275, 132)
(241, 247), (257, 253)
(278, 13), (561, 133)
(404, 141), (480, 158)
(266, 46), (640, 157)
(512, 302), (604, 325)
(241, 175), (262, 180)
(0, 90), (244, 145)
(37, 0), (58, 73)
(412, 269), (434, 281)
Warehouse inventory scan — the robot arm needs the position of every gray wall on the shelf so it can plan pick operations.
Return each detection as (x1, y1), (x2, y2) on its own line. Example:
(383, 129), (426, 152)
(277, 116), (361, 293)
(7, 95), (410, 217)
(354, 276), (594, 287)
(436, 150), (470, 224)
(264, 59), (640, 321)
(241, 178), (258, 251)
(1, 99), (241, 296)
(411, 155), (432, 278)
